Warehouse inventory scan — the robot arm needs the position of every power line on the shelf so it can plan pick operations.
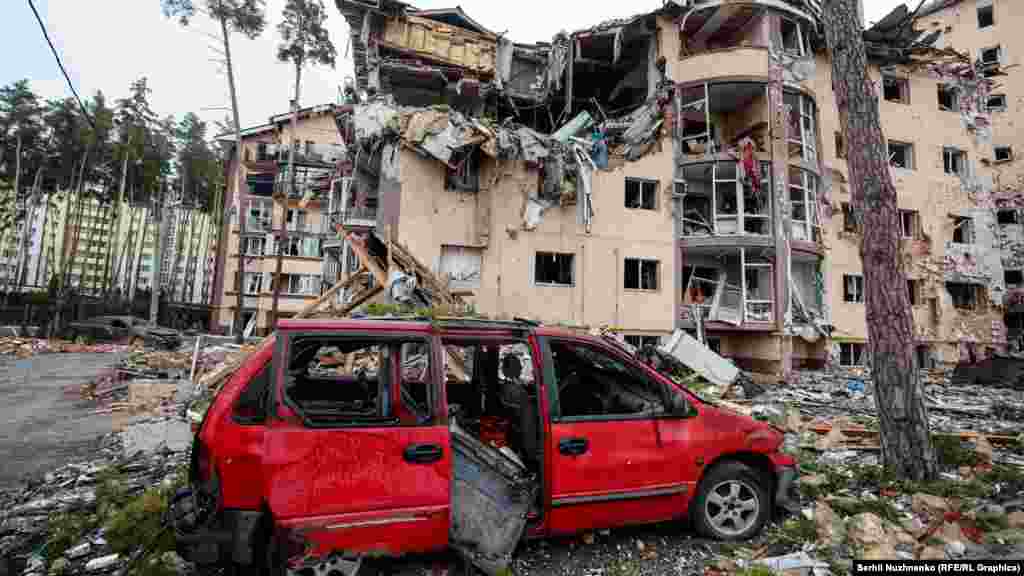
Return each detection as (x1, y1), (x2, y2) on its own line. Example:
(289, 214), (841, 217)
(26, 0), (95, 129)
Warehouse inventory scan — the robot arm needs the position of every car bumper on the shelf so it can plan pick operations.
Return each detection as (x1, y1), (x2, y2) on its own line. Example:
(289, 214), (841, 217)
(774, 465), (800, 511)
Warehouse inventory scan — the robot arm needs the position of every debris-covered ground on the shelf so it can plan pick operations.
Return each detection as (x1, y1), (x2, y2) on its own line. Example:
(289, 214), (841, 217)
(3, 339), (1024, 575)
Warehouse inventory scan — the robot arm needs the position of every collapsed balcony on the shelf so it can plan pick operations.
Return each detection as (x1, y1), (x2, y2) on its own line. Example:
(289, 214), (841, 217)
(680, 247), (776, 328)
(678, 82), (770, 159)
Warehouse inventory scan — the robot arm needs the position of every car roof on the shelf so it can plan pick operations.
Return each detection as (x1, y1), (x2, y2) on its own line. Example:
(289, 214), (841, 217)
(278, 317), (587, 339)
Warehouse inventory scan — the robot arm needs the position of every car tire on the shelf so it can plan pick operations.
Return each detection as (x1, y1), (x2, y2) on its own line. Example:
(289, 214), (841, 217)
(692, 461), (770, 541)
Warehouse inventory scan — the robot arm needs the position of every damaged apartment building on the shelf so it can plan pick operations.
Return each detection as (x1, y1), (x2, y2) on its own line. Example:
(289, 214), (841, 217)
(322, 0), (1017, 374)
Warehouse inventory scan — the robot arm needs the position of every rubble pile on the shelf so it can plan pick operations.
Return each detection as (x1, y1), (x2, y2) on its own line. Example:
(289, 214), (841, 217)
(0, 431), (189, 575)
(0, 338), (128, 359)
(740, 368), (1024, 444)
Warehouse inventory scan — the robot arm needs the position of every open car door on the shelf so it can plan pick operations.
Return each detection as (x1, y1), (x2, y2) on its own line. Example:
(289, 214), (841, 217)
(262, 327), (450, 572)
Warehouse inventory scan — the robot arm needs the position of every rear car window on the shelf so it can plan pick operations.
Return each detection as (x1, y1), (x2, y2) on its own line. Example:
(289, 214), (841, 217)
(284, 336), (434, 427)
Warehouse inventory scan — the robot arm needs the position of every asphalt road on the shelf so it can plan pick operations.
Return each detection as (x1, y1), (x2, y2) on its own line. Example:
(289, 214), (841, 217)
(0, 352), (126, 490)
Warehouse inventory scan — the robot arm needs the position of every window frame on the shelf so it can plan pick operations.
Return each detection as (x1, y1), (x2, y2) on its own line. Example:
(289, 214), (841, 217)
(937, 84), (959, 112)
(951, 215), (974, 244)
(1005, 269), (1023, 288)
(907, 279), (920, 306)
(624, 258), (660, 291)
(842, 202), (859, 233)
(981, 45), (1002, 66)
(785, 91), (818, 163)
(899, 209), (919, 239)
(839, 342), (865, 367)
(789, 167), (819, 242)
(946, 282), (980, 310)
(882, 75), (910, 104)
(943, 147), (967, 175)
(779, 17), (807, 57)
(988, 94), (1007, 112)
(534, 251), (576, 287)
(888, 140), (915, 170)
(843, 274), (864, 303)
(978, 2), (994, 28)
(995, 146), (1014, 163)
(625, 178), (658, 211)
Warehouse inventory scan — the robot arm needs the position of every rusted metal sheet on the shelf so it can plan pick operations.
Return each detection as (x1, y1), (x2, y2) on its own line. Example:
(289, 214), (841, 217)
(380, 15), (497, 74)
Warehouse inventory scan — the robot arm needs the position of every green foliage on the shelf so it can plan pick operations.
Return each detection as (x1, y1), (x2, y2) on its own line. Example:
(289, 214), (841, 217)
(768, 516), (817, 547)
(932, 436), (981, 468)
(277, 0), (337, 69)
(46, 511), (99, 559)
(162, 0), (267, 39)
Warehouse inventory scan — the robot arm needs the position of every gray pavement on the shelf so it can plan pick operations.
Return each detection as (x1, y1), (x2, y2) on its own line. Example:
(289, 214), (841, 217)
(0, 352), (126, 489)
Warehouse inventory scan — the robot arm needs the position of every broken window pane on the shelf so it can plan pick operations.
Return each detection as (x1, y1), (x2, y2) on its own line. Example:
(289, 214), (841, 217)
(682, 266), (718, 312)
(988, 94), (1007, 112)
(1005, 269), (1023, 287)
(285, 337), (429, 426)
(624, 335), (662, 349)
(978, 3), (994, 28)
(907, 279), (920, 306)
(447, 148), (481, 192)
(952, 216), (973, 244)
(981, 46), (1001, 65)
(998, 210), (1019, 225)
(549, 340), (666, 419)
(780, 18), (803, 55)
(625, 179), (657, 210)
(842, 203), (859, 233)
(535, 252), (574, 286)
(995, 146), (1014, 162)
(744, 261), (773, 323)
(888, 141), (914, 169)
(440, 245), (483, 290)
(883, 76), (909, 104)
(843, 274), (864, 303)
(944, 148), (966, 175)
(840, 342), (865, 367)
(624, 258), (659, 290)
(938, 85), (959, 111)
(946, 282), (979, 310)
(899, 210), (918, 238)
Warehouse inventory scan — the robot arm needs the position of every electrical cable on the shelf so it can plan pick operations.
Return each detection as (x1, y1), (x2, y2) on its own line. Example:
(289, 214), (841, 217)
(26, 0), (95, 129)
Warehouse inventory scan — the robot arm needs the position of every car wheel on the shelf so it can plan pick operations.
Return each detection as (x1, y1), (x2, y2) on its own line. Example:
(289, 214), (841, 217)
(692, 461), (770, 541)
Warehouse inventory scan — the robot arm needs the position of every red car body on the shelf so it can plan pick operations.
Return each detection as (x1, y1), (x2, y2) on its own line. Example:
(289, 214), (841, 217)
(171, 318), (797, 573)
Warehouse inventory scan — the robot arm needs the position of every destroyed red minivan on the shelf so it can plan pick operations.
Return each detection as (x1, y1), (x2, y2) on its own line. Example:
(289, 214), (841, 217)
(169, 318), (798, 575)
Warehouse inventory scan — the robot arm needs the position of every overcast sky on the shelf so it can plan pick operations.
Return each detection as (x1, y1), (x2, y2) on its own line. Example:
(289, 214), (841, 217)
(2, 0), (912, 136)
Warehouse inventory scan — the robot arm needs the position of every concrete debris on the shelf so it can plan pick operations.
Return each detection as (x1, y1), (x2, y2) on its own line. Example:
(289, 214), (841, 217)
(84, 554), (119, 572)
(0, 338), (128, 358)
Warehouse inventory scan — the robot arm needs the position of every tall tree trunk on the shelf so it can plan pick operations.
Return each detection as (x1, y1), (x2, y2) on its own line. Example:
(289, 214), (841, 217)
(822, 0), (937, 481)
(126, 207), (143, 300)
(108, 145), (131, 295)
(150, 180), (167, 324)
(77, 198), (102, 297)
(62, 154), (90, 292)
(220, 13), (246, 343)
(272, 61), (303, 330)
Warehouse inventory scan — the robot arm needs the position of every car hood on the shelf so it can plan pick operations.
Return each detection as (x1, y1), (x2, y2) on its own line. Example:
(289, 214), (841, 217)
(699, 402), (785, 452)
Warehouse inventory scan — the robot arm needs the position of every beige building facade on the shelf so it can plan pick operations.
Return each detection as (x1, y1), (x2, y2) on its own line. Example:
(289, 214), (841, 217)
(212, 105), (343, 335)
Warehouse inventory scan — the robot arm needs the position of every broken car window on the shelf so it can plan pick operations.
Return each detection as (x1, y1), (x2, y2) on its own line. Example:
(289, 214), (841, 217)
(550, 340), (665, 420)
(284, 337), (432, 427)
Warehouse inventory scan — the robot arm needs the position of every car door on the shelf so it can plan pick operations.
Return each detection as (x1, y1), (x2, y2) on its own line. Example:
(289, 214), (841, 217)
(540, 336), (696, 535)
(262, 327), (450, 562)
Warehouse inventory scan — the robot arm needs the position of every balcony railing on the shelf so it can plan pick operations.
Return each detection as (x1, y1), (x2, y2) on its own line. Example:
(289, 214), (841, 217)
(326, 207), (378, 231)
(254, 143), (345, 165)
